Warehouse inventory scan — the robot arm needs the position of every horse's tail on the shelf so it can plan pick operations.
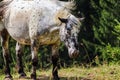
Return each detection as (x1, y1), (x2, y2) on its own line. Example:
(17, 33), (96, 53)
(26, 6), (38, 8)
(0, 0), (13, 16)
(0, 0), (13, 31)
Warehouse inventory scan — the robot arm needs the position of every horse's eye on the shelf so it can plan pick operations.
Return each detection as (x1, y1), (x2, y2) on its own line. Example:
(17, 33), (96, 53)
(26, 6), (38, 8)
(66, 24), (72, 31)
(66, 26), (71, 31)
(72, 38), (75, 42)
(67, 30), (71, 35)
(66, 27), (71, 31)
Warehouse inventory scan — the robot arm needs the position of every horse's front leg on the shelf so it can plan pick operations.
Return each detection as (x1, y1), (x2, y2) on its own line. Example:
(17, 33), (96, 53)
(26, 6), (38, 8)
(51, 44), (60, 80)
(16, 42), (26, 78)
(1, 29), (12, 79)
(30, 39), (39, 80)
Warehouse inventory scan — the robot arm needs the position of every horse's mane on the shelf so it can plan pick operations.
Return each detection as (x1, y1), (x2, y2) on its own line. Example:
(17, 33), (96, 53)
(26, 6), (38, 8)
(69, 15), (81, 31)
(55, 0), (75, 11)
(52, 0), (75, 25)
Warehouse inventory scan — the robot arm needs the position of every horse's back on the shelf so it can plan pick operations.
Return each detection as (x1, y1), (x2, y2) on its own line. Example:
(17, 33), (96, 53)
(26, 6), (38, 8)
(3, 0), (70, 45)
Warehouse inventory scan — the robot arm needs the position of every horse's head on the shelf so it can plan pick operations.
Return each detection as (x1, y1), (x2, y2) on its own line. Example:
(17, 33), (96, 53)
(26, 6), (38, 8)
(59, 15), (82, 58)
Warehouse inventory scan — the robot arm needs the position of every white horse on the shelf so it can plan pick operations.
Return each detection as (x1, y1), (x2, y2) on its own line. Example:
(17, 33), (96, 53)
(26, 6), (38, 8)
(0, 0), (82, 80)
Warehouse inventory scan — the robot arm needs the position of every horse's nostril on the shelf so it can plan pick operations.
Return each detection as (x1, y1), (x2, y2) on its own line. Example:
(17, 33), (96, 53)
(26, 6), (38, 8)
(74, 51), (79, 57)
(69, 50), (79, 58)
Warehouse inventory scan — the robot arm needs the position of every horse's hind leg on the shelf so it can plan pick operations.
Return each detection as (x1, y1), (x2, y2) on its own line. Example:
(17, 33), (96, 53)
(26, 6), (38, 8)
(1, 29), (12, 79)
(16, 42), (26, 78)
(51, 44), (60, 80)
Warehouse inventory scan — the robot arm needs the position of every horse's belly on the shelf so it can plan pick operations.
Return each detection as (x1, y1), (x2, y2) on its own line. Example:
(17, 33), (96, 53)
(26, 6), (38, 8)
(13, 34), (60, 45)
(7, 28), (60, 45)
(39, 35), (60, 45)
(15, 33), (60, 45)
(7, 26), (30, 45)
(39, 31), (60, 45)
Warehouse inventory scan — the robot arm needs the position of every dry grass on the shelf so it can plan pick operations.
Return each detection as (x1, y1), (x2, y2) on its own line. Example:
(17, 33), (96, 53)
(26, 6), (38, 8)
(0, 64), (120, 80)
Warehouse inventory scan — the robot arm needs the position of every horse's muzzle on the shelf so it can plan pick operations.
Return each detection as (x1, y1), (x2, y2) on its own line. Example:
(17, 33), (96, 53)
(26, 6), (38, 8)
(69, 50), (79, 58)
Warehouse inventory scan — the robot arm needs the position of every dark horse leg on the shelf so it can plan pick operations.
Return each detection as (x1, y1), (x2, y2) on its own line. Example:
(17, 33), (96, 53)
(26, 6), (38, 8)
(51, 44), (60, 80)
(30, 39), (38, 80)
(15, 42), (26, 78)
(1, 29), (12, 79)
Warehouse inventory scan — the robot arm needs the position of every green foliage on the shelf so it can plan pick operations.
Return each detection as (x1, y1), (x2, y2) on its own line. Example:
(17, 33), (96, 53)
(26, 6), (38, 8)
(99, 44), (120, 64)
(74, 0), (120, 64)
(113, 20), (120, 41)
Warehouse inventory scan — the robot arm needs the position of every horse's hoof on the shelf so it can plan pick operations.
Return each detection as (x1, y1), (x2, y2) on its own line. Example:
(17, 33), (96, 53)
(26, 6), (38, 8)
(4, 75), (13, 80)
(4, 78), (12, 80)
(53, 76), (60, 80)
(30, 73), (36, 80)
(19, 72), (26, 78)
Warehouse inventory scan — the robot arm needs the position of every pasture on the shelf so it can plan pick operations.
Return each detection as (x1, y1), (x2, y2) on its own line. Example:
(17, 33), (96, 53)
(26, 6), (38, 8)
(0, 0), (120, 80)
(0, 64), (120, 80)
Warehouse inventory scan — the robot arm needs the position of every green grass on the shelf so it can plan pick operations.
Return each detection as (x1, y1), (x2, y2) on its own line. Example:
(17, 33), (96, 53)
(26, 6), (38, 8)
(0, 64), (120, 80)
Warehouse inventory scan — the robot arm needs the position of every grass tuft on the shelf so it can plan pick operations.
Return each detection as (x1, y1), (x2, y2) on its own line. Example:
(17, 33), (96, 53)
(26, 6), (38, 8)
(0, 64), (120, 80)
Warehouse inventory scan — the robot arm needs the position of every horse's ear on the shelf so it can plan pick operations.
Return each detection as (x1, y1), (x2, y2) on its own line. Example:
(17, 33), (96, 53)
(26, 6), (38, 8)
(78, 17), (85, 21)
(58, 17), (68, 23)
